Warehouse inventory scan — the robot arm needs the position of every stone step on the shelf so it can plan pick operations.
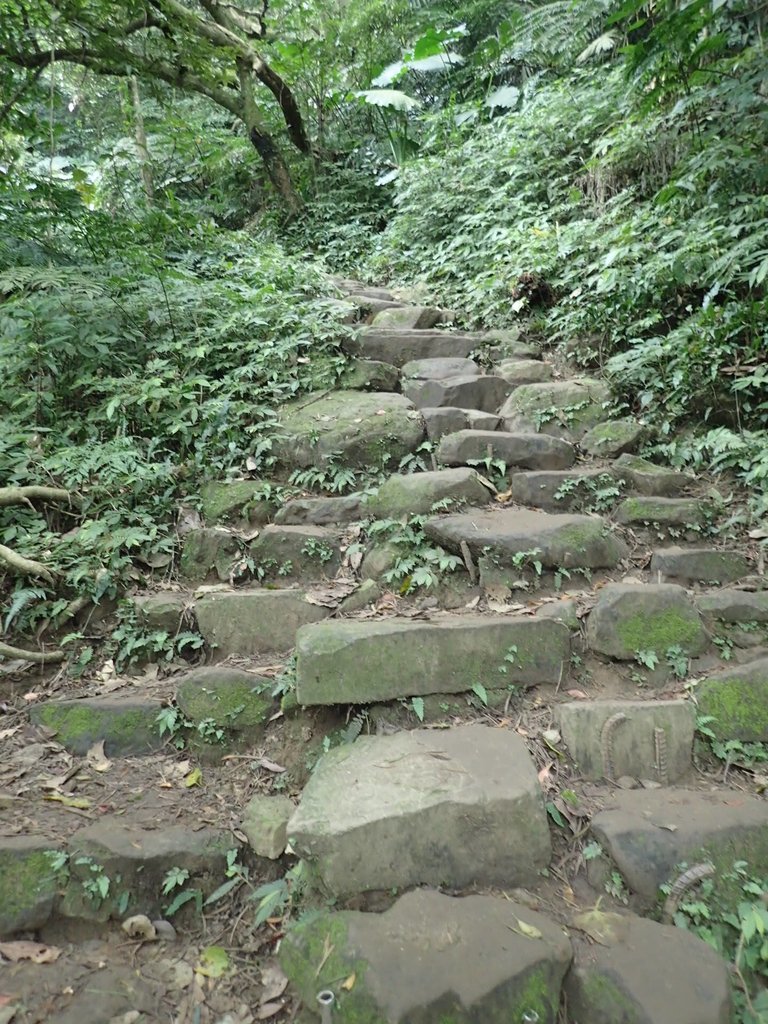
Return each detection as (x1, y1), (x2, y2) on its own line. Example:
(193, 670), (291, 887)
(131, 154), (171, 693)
(249, 524), (342, 580)
(30, 697), (164, 756)
(499, 378), (611, 441)
(196, 588), (330, 658)
(346, 328), (477, 366)
(437, 429), (576, 470)
(580, 417), (647, 457)
(424, 508), (627, 569)
(272, 390), (424, 469)
(371, 305), (455, 330)
(404, 373), (512, 412)
(401, 356), (480, 380)
(493, 357), (554, 386)
(346, 293), (404, 318)
(200, 478), (275, 525)
(696, 588), (768, 622)
(295, 615), (571, 704)
(0, 821), (238, 937)
(614, 453), (693, 496)
(331, 277), (397, 301)
(338, 356), (399, 391)
(585, 582), (708, 662)
(555, 698), (694, 782)
(179, 526), (240, 582)
(589, 787), (768, 901)
(364, 467), (491, 518)
(650, 546), (749, 584)
(510, 467), (621, 512)
(273, 493), (363, 525)
(695, 655), (768, 741)
(287, 724), (551, 895)
(615, 496), (708, 528)
(566, 911), (731, 1024)
(422, 407), (500, 440)
(282, 889), (571, 1024)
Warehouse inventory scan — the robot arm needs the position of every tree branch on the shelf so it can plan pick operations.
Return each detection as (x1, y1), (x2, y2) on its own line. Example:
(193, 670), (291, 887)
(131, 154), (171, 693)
(0, 641), (65, 664)
(0, 543), (57, 585)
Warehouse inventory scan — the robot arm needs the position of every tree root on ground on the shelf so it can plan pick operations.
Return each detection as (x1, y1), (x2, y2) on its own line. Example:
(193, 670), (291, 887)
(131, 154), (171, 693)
(0, 640), (65, 664)
(0, 543), (57, 585)
(0, 486), (73, 508)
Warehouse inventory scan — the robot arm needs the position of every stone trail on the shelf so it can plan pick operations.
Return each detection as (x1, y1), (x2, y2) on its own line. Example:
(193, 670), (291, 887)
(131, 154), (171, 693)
(5, 280), (768, 1024)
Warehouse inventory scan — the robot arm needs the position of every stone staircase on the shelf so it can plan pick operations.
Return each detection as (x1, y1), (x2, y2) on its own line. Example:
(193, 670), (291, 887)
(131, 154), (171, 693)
(4, 280), (768, 1023)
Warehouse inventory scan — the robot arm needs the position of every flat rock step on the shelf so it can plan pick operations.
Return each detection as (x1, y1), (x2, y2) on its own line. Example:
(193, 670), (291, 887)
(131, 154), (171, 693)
(500, 378), (610, 441)
(371, 305), (455, 330)
(422, 407), (500, 440)
(30, 697), (164, 756)
(282, 889), (571, 1024)
(196, 588), (330, 659)
(651, 546), (749, 584)
(586, 582), (707, 661)
(295, 615), (571, 705)
(590, 788), (768, 900)
(249, 524), (342, 580)
(555, 699), (694, 782)
(424, 508), (627, 568)
(402, 357), (480, 380)
(346, 328), (477, 366)
(273, 493), (363, 525)
(404, 373), (512, 412)
(511, 467), (620, 512)
(437, 429), (575, 470)
(364, 467), (491, 518)
(287, 724), (551, 895)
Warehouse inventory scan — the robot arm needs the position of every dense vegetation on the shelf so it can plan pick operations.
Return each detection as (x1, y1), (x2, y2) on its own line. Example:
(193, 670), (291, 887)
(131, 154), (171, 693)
(0, 0), (766, 658)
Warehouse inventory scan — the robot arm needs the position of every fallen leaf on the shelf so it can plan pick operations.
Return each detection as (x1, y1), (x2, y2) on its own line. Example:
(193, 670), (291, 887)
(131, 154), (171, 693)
(86, 740), (112, 773)
(257, 1003), (284, 1020)
(654, 822), (678, 832)
(195, 945), (229, 979)
(260, 962), (288, 1003)
(22, 692), (41, 702)
(571, 909), (628, 946)
(255, 757), (286, 774)
(0, 728), (19, 740)
(508, 918), (542, 940)
(566, 689), (588, 699)
(341, 972), (356, 991)
(0, 941), (61, 963)
(185, 767), (203, 788)
(44, 794), (91, 810)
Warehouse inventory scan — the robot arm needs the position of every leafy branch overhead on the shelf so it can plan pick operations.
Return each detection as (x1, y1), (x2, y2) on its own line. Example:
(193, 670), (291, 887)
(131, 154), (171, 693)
(0, 0), (310, 208)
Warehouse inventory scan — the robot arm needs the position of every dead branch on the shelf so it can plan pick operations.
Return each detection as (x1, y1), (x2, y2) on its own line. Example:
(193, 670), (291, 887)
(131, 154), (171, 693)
(0, 486), (72, 508)
(0, 543), (56, 585)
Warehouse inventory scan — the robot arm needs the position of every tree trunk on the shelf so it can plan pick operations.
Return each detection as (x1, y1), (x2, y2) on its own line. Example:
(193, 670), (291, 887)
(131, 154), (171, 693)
(129, 75), (154, 203)
(237, 57), (302, 214)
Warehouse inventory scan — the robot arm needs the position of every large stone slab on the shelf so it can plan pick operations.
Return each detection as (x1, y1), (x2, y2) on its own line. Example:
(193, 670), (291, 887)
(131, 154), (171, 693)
(499, 378), (611, 441)
(338, 357), (400, 392)
(494, 358), (554, 386)
(586, 583), (707, 660)
(200, 479), (275, 524)
(179, 527), (239, 582)
(176, 666), (272, 737)
(30, 697), (163, 756)
(614, 453), (692, 496)
(425, 509), (628, 569)
(566, 912), (731, 1024)
(580, 418), (647, 457)
(651, 546), (749, 584)
(364, 468), (490, 518)
(555, 699), (694, 782)
(590, 788), (768, 898)
(0, 837), (59, 937)
(282, 890), (572, 1024)
(510, 468), (620, 512)
(437, 430), (575, 470)
(615, 496), (708, 527)
(347, 328), (476, 366)
(132, 591), (192, 633)
(371, 305), (452, 330)
(295, 616), (571, 704)
(61, 820), (234, 922)
(696, 588), (768, 622)
(402, 357), (480, 380)
(195, 589), (330, 658)
(695, 656), (768, 741)
(404, 374), (512, 413)
(273, 494), (363, 526)
(249, 525), (341, 580)
(273, 391), (424, 469)
(422, 408), (499, 441)
(288, 725), (551, 894)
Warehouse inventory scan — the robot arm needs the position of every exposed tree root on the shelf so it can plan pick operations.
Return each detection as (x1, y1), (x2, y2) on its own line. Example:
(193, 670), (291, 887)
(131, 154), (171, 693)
(0, 641), (65, 664)
(0, 486), (73, 508)
(0, 543), (56, 585)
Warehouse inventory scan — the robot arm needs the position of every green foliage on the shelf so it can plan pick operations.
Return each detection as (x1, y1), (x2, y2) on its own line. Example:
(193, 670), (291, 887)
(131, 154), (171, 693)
(664, 861), (768, 1024)
(365, 513), (462, 592)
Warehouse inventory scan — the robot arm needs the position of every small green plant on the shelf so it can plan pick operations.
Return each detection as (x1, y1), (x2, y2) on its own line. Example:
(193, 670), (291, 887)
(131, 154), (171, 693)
(635, 649), (660, 670)
(665, 645), (689, 679)
(553, 472), (622, 512)
(605, 870), (629, 905)
(471, 682), (489, 707)
(112, 604), (204, 669)
(156, 705), (193, 749)
(301, 537), (334, 563)
(251, 860), (309, 927)
(163, 865), (203, 916)
(289, 455), (358, 494)
(410, 696), (425, 722)
(466, 455), (508, 489)
(498, 645), (518, 675)
(713, 634), (735, 661)
(582, 841), (603, 861)
(366, 514), (461, 593)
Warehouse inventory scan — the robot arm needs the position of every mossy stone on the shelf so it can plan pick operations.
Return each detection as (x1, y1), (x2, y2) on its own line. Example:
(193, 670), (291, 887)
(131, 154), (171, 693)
(580, 419), (647, 457)
(29, 698), (162, 755)
(0, 839), (60, 937)
(586, 583), (707, 660)
(200, 480), (276, 525)
(696, 656), (768, 741)
(176, 667), (272, 732)
(615, 496), (707, 527)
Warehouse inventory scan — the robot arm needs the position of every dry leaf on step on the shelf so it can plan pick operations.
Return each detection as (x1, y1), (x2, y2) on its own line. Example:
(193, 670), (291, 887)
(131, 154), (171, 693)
(0, 941), (61, 963)
(260, 962), (288, 1003)
(86, 740), (112, 773)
